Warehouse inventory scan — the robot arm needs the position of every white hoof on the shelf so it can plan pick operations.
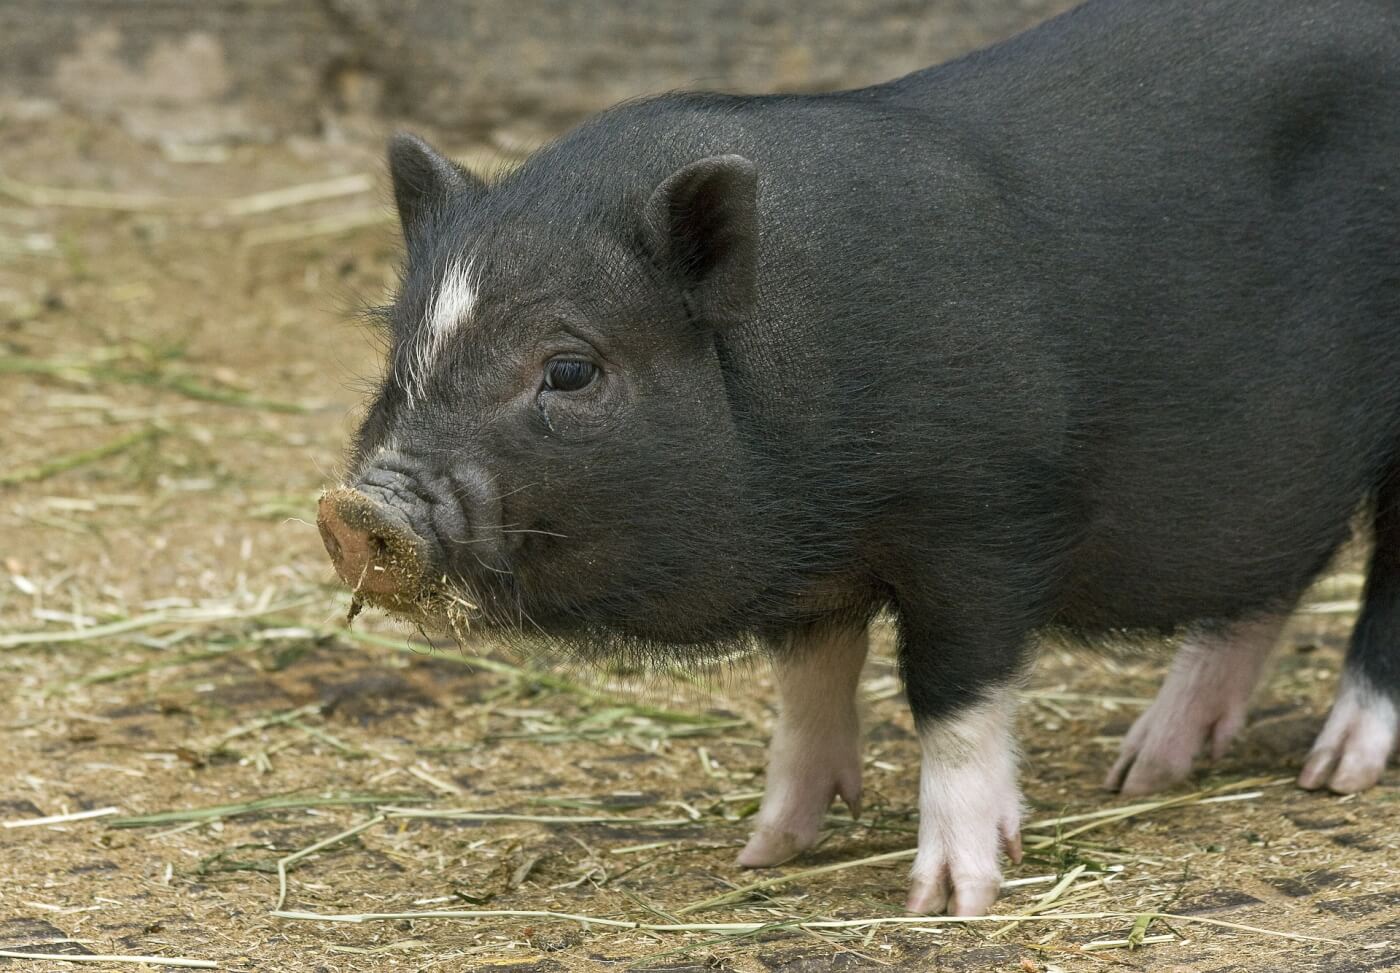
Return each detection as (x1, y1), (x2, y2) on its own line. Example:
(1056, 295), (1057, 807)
(1298, 674), (1398, 794)
(908, 690), (1023, 917)
(741, 627), (867, 867)
(1106, 615), (1282, 796)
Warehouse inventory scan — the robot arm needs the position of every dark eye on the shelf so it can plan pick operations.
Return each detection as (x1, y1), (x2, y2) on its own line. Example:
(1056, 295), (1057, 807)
(543, 358), (597, 392)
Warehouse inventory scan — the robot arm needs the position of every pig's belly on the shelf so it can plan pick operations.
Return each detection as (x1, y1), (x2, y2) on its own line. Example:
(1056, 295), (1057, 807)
(1050, 450), (1370, 632)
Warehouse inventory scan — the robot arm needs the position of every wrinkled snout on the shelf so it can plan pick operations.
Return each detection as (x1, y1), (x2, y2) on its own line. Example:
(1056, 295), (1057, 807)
(317, 486), (430, 605)
(318, 452), (499, 611)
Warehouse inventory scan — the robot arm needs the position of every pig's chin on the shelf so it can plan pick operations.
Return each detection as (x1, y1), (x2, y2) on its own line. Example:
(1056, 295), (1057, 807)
(359, 574), (768, 670)
(507, 623), (766, 671)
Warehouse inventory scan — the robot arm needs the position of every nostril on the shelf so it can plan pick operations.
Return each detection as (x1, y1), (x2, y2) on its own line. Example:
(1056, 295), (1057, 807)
(321, 526), (344, 563)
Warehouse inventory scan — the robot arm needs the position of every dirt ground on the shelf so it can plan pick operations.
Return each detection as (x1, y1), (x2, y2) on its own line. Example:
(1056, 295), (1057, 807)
(2, 105), (1398, 973)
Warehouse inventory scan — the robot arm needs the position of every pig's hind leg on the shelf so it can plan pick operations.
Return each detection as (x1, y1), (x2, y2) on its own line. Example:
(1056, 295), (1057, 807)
(1105, 614), (1286, 797)
(738, 624), (868, 868)
(1299, 483), (1400, 793)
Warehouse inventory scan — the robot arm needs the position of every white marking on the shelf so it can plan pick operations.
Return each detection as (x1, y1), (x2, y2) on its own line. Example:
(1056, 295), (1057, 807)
(401, 256), (477, 406)
(1299, 671), (1399, 794)
(908, 689), (1022, 917)
(738, 628), (868, 868)
(1106, 614), (1284, 796)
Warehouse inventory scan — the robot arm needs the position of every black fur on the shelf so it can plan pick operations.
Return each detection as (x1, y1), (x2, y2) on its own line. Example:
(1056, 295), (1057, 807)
(347, 0), (1400, 726)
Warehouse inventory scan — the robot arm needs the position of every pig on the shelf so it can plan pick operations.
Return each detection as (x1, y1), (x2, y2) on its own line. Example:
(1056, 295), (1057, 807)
(317, 0), (1400, 916)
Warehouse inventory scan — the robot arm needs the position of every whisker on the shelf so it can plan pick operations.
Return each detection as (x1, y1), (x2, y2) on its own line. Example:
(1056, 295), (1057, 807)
(469, 550), (514, 577)
(515, 590), (547, 637)
(494, 481), (540, 500)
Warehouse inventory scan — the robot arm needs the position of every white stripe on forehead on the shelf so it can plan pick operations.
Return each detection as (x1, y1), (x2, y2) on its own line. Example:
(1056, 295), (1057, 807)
(404, 256), (477, 406)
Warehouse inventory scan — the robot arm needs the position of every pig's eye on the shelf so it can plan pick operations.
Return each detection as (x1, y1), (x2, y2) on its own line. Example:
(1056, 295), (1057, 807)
(543, 358), (597, 392)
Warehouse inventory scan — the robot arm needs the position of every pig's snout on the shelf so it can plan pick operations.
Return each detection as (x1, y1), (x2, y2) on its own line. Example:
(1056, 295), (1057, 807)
(317, 470), (453, 604)
(318, 456), (499, 608)
(317, 485), (431, 601)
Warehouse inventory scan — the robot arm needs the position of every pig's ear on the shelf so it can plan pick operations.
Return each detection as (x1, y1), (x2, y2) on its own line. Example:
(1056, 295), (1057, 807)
(642, 155), (758, 331)
(387, 132), (484, 245)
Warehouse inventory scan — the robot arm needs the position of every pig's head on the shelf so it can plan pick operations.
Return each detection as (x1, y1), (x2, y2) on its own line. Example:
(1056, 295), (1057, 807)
(319, 133), (777, 661)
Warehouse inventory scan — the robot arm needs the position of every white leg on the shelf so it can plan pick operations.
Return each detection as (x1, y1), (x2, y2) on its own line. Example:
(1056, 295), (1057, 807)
(907, 689), (1023, 917)
(1106, 614), (1284, 797)
(1299, 672), (1399, 794)
(737, 626), (868, 867)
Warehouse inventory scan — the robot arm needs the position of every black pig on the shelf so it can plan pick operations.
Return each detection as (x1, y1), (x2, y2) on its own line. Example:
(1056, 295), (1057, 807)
(318, 0), (1400, 915)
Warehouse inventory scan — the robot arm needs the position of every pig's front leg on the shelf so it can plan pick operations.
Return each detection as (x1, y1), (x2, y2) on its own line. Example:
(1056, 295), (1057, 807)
(738, 625), (869, 867)
(906, 688), (1024, 915)
(899, 600), (1029, 916)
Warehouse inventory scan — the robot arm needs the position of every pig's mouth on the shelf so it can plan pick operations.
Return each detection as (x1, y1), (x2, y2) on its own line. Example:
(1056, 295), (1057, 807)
(316, 477), (770, 665)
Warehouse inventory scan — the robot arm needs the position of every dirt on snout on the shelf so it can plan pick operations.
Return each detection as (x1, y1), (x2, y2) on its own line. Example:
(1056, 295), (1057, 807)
(317, 486), (433, 612)
(1, 108), (1398, 973)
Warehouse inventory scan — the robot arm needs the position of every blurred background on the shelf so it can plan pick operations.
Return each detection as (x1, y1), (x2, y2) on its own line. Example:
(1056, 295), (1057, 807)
(4, 1), (1070, 144)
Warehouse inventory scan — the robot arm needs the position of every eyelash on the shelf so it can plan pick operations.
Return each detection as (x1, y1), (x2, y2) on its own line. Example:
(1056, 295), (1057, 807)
(543, 358), (598, 392)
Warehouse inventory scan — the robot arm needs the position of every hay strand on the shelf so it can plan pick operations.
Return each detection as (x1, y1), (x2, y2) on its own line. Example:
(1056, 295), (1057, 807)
(0, 950), (215, 968)
(0, 596), (316, 650)
(0, 168), (371, 217)
(4, 807), (121, 829)
(276, 815), (386, 911)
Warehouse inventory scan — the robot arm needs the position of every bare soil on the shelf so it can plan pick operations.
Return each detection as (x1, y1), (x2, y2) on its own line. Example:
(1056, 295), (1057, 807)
(1, 106), (1397, 973)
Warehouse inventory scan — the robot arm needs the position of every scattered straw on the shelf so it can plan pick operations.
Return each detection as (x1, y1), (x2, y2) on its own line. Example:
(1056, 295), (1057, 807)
(676, 848), (915, 915)
(241, 209), (386, 247)
(1125, 911), (1156, 948)
(270, 907), (1344, 946)
(1, 354), (311, 414)
(276, 815), (386, 911)
(988, 862), (1090, 939)
(1082, 933), (1177, 951)
(0, 596), (317, 650)
(207, 703), (324, 750)
(4, 807), (120, 829)
(624, 916), (816, 968)
(108, 793), (432, 829)
(220, 175), (374, 217)
(66, 646), (247, 689)
(0, 168), (371, 217)
(287, 719), (366, 757)
(339, 628), (737, 726)
(0, 170), (181, 211)
(0, 950), (214, 968)
(1022, 784), (1273, 833)
(0, 426), (160, 487)
(1028, 777), (1281, 844)
(376, 807), (696, 827)
(404, 765), (463, 796)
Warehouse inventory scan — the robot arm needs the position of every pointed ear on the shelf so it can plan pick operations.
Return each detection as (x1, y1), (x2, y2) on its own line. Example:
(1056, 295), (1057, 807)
(387, 132), (485, 245)
(641, 155), (758, 331)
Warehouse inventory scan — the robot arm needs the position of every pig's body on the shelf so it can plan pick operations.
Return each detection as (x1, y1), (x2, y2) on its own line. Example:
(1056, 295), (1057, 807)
(319, 0), (1400, 916)
(495, 0), (1400, 635)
